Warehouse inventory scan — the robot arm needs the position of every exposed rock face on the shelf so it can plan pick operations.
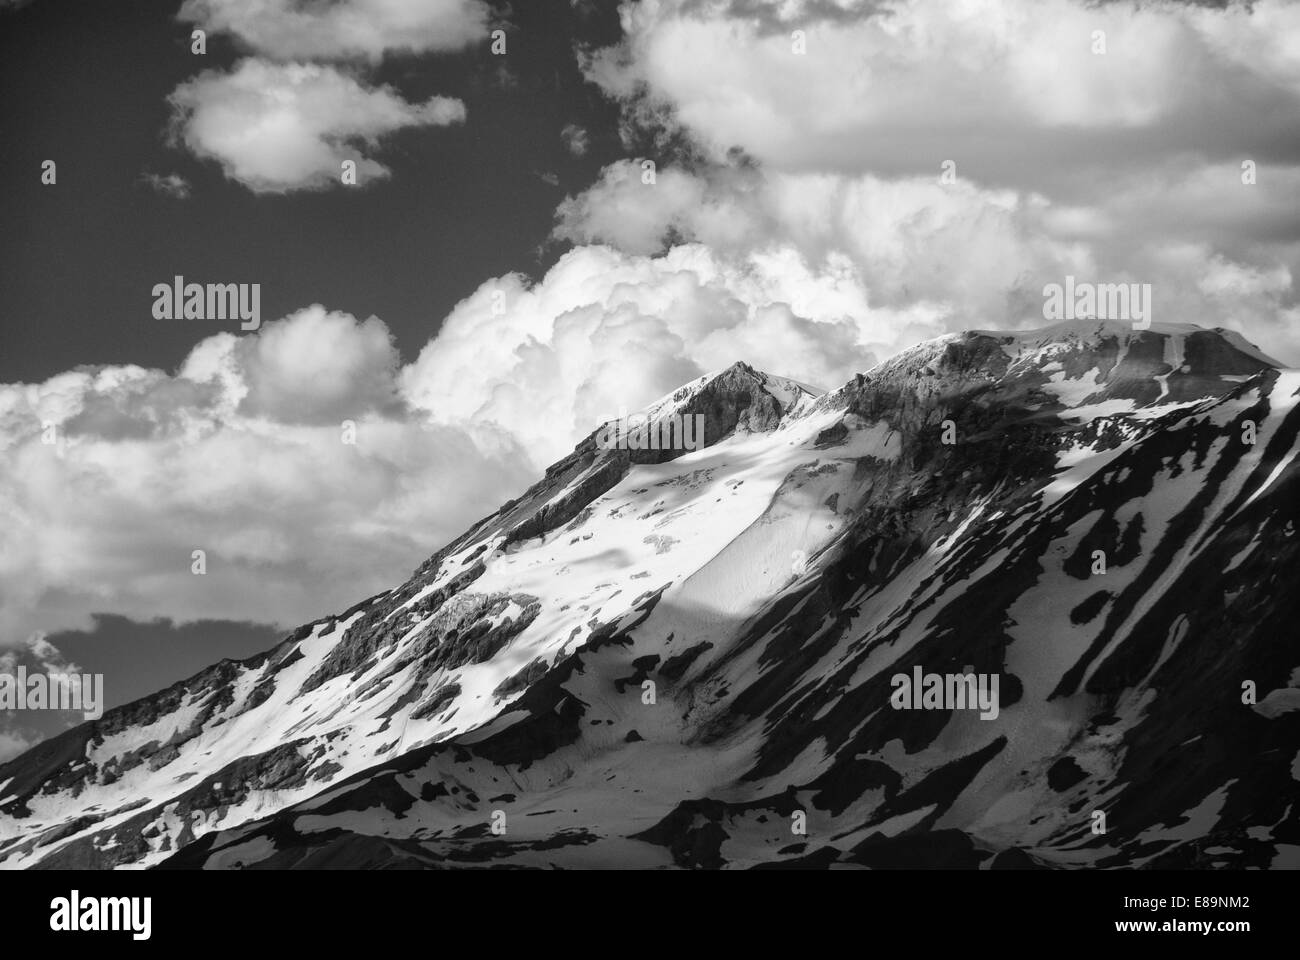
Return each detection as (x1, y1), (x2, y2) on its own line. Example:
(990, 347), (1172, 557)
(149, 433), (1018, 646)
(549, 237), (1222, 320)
(2, 325), (1296, 870)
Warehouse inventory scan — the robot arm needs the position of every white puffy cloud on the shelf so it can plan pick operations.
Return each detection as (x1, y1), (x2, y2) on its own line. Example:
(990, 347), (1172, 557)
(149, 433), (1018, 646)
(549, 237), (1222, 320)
(567, 0), (1300, 364)
(557, 159), (1074, 304)
(585, 0), (1300, 188)
(233, 306), (403, 424)
(168, 59), (466, 193)
(178, 0), (490, 62)
(555, 158), (1300, 364)
(0, 309), (535, 648)
(555, 162), (754, 256)
(401, 241), (933, 468)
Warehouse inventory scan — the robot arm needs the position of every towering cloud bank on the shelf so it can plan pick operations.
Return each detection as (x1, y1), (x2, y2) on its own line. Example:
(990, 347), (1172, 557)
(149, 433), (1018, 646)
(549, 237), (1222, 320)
(563, 0), (1300, 358)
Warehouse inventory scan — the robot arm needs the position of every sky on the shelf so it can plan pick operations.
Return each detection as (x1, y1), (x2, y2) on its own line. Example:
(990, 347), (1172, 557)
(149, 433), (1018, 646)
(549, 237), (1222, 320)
(2, 0), (1299, 758)
(0, 0), (626, 382)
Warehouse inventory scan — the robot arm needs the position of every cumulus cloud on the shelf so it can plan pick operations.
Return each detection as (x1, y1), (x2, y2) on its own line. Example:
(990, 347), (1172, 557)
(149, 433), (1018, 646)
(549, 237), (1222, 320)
(555, 157), (1300, 364)
(584, 0), (1300, 189)
(178, 0), (490, 62)
(0, 309), (536, 648)
(168, 60), (466, 193)
(232, 306), (403, 424)
(561, 123), (590, 157)
(553, 158), (1300, 361)
(141, 172), (192, 199)
(567, 0), (1300, 362)
(401, 242), (922, 468)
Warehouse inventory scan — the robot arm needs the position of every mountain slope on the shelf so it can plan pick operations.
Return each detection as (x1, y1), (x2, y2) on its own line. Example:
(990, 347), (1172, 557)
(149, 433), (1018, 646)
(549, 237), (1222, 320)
(2, 322), (1297, 870)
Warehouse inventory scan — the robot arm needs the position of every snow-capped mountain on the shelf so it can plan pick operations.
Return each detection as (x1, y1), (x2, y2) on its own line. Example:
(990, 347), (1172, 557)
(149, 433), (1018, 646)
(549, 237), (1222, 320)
(2, 320), (1297, 869)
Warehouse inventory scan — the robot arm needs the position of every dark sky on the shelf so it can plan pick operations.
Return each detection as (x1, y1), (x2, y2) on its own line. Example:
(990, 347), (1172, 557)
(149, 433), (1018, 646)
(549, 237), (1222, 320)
(0, 0), (626, 383)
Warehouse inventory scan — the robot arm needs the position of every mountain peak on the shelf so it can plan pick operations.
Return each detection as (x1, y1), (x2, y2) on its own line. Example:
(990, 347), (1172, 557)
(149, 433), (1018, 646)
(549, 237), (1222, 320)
(970, 318), (1282, 368)
(593, 361), (822, 457)
(855, 320), (1278, 419)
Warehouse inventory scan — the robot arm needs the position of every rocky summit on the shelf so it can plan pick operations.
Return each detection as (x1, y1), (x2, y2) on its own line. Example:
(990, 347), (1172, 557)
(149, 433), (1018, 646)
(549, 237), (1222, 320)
(2, 320), (1297, 870)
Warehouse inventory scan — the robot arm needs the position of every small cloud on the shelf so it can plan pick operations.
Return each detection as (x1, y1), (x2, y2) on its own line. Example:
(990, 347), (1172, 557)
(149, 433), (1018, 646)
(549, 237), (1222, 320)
(492, 63), (519, 90)
(142, 172), (192, 199)
(177, 0), (489, 62)
(0, 633), (84, 677)
(536, 170), (560, 186)
(167, 59), (466, 194)
(561, 122), (589, 157)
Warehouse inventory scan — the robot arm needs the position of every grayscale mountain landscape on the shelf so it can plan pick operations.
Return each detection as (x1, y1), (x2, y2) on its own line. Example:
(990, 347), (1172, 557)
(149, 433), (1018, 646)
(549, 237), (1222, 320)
(3, 320), (1296, 870)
